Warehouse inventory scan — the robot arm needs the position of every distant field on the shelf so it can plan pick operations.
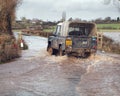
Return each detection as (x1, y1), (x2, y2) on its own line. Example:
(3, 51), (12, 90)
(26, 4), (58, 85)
(43, 29), (54, 33)
(12, 30), (22, 32)
(43, 26), (56, 33)
(44, 24), (120, 33)
(97, 23), (120, 30)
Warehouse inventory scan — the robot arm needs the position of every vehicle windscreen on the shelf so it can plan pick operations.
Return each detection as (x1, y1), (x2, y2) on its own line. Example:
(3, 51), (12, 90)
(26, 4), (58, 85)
(68, 23), (95, 36)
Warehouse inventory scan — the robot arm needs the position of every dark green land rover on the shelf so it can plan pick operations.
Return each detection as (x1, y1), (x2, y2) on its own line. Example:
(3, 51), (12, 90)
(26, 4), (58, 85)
(47, 21), (97, 57)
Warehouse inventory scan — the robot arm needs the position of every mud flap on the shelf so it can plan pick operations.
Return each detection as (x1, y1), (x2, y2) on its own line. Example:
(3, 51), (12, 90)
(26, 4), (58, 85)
(58, 46), (63, 56)
(47, 46), (53, 55)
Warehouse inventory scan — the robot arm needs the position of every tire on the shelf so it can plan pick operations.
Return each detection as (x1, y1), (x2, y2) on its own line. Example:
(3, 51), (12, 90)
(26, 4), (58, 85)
(81, 52), (86, 58)
(82, 52), (90, 58)
(58, 46), (63, 56)
(47, 46), (53, 55)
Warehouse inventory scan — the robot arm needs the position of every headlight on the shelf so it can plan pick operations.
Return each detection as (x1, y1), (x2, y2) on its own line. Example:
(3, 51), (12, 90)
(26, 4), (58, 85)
(66, 38), (72, 46)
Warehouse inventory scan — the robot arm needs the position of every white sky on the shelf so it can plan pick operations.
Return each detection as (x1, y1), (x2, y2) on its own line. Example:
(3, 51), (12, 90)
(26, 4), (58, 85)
(16, 0), (120, 21)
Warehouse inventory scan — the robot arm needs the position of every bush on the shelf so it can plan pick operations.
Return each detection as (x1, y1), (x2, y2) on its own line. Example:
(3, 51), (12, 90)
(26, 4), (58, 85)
(17, 39), (28, 50)
(102, 36), (120, 54)
(0, 34), (21, 63)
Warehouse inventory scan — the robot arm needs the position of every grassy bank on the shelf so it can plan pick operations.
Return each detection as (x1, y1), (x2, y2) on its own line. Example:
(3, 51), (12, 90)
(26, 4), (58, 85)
(12, 30), (22, 32)
(102, 36), (120, 54)
(43, 29), (54, 33)
(98, 29), (120, 32)
(0, 34), (21, 63)
(97, 23), (120, 31)
(43, 26), (56, 33)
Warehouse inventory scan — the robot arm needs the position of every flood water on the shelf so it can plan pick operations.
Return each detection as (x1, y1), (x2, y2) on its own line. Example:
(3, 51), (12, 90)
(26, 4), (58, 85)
(22, 35), (47, 57)
(15, 32), (120, 50)
(14, 32), (120, 59)
(0, 32), (119, 96)
(14, 32), (48, 59)
(14, 32), (120, 60)
(104, 32), (120, 43)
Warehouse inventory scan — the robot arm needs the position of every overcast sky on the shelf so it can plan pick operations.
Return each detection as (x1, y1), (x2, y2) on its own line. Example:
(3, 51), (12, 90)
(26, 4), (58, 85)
(16, 0), (120, 21)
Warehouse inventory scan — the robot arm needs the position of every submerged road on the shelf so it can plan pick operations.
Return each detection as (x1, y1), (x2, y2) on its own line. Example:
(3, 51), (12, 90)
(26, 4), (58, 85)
(0, 35), (120, 96)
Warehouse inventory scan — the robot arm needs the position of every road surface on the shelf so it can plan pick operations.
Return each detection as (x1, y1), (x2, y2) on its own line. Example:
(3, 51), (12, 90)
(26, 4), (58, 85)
(0, 35), (120, 96)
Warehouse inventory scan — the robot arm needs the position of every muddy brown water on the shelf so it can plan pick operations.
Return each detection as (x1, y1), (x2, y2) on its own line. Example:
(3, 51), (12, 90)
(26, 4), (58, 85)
(0, 34), (120, 96)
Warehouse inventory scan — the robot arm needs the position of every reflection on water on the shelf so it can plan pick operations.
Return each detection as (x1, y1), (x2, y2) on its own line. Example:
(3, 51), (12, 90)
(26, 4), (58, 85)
(14, 32), (48, 59)
(104, 32), (120, 43)
(22, 35), (48, 59)
(23, 35), (47, 50)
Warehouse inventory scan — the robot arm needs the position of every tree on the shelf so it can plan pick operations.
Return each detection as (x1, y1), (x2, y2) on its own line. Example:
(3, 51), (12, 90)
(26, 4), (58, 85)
(103, 0), (120, 11)
(104, 17), (111, 22)
(103, 0), (111, 4)
(95, 18), (103, 23)
(0, 0), (22, 35)
(21, 17), (27, 22)
(117, 17), (120, 22)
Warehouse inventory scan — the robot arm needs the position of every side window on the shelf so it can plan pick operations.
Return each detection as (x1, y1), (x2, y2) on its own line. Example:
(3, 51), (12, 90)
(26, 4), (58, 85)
(55, 25), (61, 35)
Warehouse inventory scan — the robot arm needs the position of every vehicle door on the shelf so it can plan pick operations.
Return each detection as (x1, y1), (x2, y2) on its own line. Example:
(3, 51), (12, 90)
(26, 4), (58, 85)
(51, 25), (61, 49)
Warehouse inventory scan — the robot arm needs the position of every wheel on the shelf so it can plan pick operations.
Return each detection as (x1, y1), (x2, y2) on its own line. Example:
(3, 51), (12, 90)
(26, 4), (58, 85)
(81, 52), (86, 58)
(82, 52), (90, 58)
(58, 46), (63, 56)
(47, 46), (53, 55)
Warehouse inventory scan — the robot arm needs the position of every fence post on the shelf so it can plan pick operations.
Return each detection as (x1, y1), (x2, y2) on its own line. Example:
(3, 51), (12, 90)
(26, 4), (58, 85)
(97, 32), (103, 49)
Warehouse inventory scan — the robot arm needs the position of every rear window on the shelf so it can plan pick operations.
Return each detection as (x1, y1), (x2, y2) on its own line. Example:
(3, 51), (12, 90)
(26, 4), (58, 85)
(68, 23), (94, 36)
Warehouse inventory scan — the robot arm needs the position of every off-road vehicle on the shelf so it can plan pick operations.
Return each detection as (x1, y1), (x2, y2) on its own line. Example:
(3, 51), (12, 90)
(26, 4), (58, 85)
(47, 21), (97, 57)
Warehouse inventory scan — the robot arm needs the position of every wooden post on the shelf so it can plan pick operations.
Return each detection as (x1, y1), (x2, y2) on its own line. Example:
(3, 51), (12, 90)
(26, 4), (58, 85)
(18, 32), (22, 40)
(97, 32), (103, 49)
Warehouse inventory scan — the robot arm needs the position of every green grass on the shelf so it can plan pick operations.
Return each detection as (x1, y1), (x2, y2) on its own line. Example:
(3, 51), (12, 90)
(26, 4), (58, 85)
(97, 23), (120, 30)
(43, 26), (56, 33)
(12, 30), (22, 32)
(43, 29), (54, 32)
(98, 29), (120, 32)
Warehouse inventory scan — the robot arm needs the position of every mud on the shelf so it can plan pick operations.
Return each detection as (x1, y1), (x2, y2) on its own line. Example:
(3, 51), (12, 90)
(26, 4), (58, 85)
(0, 35), (120, 96)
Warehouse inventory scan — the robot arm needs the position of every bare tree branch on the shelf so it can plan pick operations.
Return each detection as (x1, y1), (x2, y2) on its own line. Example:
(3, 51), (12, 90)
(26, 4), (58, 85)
(103, 0), (111, 4)
(104, 0), (120, 11)
(0, 0), (22, 34)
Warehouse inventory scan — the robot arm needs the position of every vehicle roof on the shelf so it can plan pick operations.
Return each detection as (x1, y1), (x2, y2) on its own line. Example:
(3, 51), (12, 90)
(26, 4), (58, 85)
(57, 20), (97, 36)
(57, 22), (63, 26)
(57, 21), (95, 25)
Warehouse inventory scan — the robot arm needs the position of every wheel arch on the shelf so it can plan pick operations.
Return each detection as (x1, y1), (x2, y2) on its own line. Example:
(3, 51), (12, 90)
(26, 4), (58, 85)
(48, 41), (51, 46)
